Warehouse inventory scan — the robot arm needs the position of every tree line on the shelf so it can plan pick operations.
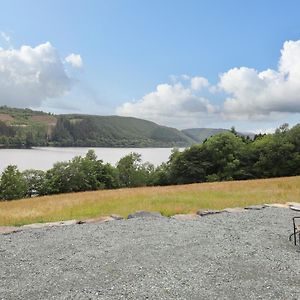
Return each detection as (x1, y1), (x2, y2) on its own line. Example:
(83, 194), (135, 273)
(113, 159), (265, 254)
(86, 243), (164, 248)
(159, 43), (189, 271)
(1, 123), (300, 201)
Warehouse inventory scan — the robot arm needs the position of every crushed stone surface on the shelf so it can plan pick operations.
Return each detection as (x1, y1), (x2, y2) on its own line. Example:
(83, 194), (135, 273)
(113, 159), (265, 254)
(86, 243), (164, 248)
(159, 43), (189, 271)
(0, 208), (299, 300)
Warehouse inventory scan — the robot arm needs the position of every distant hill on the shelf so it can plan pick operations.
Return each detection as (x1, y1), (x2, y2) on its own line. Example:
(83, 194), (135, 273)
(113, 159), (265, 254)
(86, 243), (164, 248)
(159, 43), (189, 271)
(0, 106), (255, 148)
(0, 106), (194, 148)
(182, 128), (255, 143)
(51, 114), (195, 147)
(182, 128), (229, 143)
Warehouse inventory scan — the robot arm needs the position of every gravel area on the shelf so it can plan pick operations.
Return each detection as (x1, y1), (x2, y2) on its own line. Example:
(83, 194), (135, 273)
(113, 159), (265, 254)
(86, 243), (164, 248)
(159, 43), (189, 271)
(0, 208), (300, 300)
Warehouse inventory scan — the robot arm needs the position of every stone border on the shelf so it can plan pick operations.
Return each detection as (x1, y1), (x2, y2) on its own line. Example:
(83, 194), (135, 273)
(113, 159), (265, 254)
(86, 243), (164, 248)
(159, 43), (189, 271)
(1, 202), (299, 235)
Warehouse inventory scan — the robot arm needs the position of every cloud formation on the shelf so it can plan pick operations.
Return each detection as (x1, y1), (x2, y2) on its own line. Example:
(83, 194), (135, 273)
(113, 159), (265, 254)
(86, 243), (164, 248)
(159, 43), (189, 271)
(117, 40), (300, 127)
(117, 82), (216, 128)
(0, 42), (82, 108)
(221, 40), (300, 119)
(65, 53), (83, 68)
(190, 76), (209, 90)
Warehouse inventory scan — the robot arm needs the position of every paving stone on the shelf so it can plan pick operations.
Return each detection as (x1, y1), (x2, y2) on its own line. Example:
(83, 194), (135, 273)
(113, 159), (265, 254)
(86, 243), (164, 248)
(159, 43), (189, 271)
(223, 207), (247, 213)
(110, 214), (124, 220)
(287, 201), (300, 205)
(0, 226), (22, 235)
(196, 209), (222, 216)
(244, 205), (266, 210)
(265, 203), (289, 208)
(127, 211), (164, 219)
(22, 220), (78, 229)
(83, 216), (115, 224)
(171, 214), (199, 220)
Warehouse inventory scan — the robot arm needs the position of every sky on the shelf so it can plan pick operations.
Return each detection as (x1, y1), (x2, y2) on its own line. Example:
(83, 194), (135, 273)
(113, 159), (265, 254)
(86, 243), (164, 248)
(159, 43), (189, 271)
(0, 0), (300, 132)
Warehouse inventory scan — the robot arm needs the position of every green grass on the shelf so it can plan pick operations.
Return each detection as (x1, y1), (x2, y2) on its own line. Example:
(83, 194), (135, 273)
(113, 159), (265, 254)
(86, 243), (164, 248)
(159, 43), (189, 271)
(1, 176), (300, 226)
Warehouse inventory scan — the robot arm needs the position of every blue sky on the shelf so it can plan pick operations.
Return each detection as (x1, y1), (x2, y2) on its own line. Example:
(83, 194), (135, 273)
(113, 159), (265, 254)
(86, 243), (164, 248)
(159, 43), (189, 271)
(0, 0), (300, 132)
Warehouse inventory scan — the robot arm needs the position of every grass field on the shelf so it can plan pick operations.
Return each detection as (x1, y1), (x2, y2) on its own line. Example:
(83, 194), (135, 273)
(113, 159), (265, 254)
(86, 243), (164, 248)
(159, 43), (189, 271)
(0, 176), (300, 226)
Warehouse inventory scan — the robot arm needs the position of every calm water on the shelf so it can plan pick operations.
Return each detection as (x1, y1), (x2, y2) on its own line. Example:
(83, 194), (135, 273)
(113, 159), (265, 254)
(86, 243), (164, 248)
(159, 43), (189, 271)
(0, 147), (182, 173)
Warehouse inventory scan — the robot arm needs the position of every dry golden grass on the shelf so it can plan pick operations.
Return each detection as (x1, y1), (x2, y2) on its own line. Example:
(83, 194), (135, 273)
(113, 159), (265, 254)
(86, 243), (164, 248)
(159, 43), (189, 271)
(1, 176), (300, 226)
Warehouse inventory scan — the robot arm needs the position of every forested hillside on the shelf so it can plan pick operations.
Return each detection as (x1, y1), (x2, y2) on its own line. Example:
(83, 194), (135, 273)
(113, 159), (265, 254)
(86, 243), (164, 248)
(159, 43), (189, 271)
(0, 106), (258, 148)
(0, 106), (194, 147)
(51, 115), (194, 147)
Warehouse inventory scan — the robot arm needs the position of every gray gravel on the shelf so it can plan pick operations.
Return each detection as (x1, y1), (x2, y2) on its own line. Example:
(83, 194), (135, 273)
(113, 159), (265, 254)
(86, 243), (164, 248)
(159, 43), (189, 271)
(0, 208), (300, 300)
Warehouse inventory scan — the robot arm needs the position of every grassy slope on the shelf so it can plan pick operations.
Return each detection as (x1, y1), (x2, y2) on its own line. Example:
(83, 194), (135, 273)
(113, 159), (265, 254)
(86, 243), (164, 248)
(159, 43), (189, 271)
(1, 176), (299, 226)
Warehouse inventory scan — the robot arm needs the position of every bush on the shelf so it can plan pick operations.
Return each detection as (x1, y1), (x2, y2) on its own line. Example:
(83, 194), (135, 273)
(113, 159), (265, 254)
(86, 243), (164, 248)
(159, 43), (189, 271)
(0, 165), (27, 200)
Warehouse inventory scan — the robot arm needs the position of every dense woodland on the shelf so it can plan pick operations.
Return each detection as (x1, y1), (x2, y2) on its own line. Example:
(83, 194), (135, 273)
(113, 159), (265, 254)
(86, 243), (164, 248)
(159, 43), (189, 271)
(50, 115), (193, 147)
(0, 106), (193, 148)
(1, 123), (299, 201)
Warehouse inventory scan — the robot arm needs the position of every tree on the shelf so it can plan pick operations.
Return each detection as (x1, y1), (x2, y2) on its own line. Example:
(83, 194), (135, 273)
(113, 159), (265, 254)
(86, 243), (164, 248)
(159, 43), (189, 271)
(168, 145), (210, 184)
(41, 161), (70, 194)
(41, 150), (119, 195)
(0, 165), (27, 200)
(152, 162), (171, 186)
(202, 132), (245, 181)
(117, 153), (154, 187)
(252, 128), (295, 178)
(22, 169), (45, 197)
(25, 132), (34, 148)
(51, 117), (73, 145)
(230, 126), (238, 136)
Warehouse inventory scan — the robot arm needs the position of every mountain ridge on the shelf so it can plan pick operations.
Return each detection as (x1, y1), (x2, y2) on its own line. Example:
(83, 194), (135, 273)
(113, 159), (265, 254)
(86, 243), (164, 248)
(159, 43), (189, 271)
(0, 106), (254, 148)
(0, 106), (194, 148)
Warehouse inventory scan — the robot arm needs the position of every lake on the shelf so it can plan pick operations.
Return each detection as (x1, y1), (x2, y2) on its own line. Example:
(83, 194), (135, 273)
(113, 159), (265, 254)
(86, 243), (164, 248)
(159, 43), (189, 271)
(0, 147), (182, 173)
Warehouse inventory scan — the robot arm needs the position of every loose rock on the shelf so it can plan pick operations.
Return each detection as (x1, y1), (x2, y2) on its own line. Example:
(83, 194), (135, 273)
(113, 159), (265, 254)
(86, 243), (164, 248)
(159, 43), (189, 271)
(83, 216), (115, 224)
(0, 226), (21, 235)
(171, 214), (199, 220)
(244, 205), (266, 210)
(265, 203), (290, 208)
(110, 214), (124, 220)
(196, 209), (221, 216)
(223, 207), (247, 213)
(127, 211), (164, 219)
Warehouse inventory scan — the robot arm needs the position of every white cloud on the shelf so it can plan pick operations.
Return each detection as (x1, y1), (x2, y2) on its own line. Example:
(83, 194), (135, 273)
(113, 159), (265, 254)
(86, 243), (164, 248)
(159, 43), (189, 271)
(190, 76), (209, 90)
(220, 40), (300, 119)
(117, 82), (216, 128)
(0, 42), (81, 108)
(65, 53), (83, 68)
(118, 39), (300, 128)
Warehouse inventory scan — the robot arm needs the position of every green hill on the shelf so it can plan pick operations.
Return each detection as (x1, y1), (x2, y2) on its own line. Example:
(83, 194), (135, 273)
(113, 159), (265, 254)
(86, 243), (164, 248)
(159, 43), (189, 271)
(52, 114), (195, 147)
(182, 128), (229, 143)
(182, 128), (255, 143)
(0, 106), (194, 148)
(0, 106), (256, 148)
